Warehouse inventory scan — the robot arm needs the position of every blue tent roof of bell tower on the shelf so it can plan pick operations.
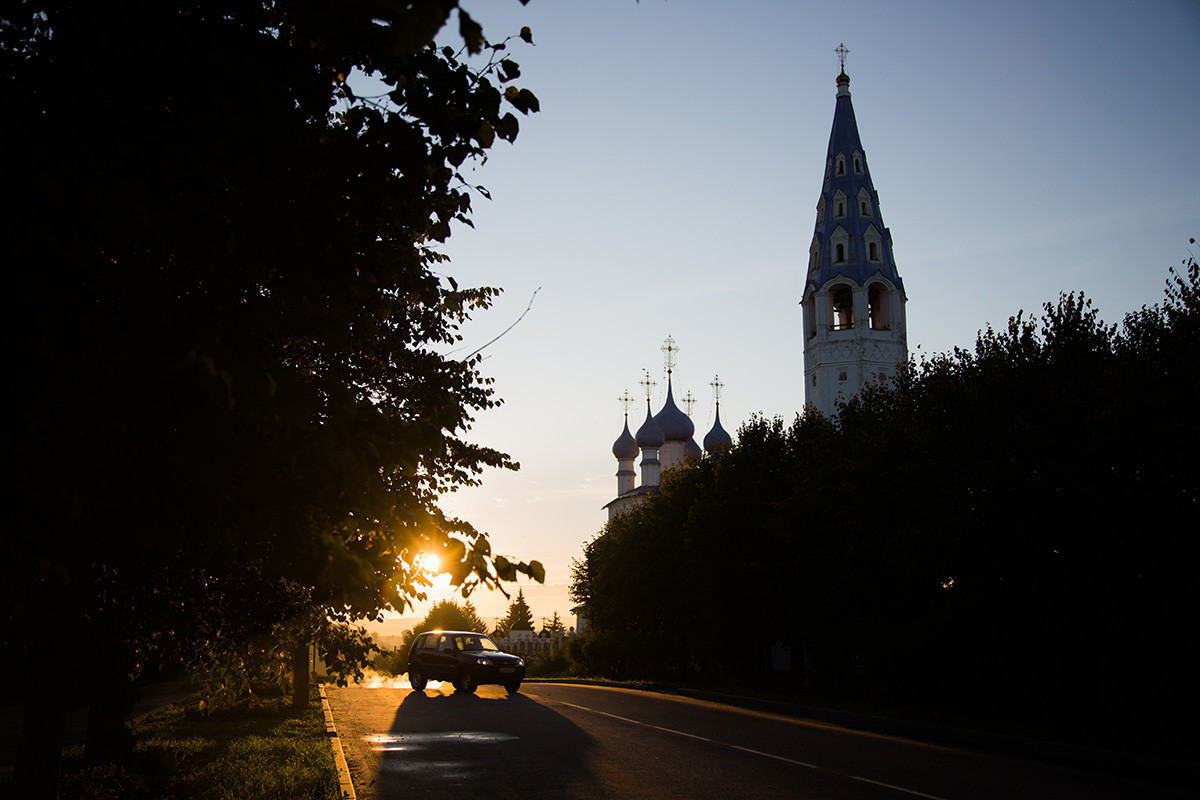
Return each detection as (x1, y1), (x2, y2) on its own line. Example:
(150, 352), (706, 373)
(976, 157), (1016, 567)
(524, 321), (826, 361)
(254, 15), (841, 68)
(806, 72), (905, 296)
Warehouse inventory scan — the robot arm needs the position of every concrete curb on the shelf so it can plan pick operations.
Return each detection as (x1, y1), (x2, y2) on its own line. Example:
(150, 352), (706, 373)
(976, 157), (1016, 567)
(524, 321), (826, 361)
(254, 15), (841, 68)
(319, 684), (356, 800)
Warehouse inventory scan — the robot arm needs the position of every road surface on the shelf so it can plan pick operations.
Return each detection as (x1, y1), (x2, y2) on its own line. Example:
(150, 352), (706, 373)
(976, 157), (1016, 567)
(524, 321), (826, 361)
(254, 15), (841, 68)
(324, 681), (1189, 800)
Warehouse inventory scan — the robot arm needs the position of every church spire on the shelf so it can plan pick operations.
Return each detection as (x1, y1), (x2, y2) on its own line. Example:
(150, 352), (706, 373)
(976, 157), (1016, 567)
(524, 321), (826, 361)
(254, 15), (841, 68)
(801, 48), (909, 417)
(807, 44), (903, 295)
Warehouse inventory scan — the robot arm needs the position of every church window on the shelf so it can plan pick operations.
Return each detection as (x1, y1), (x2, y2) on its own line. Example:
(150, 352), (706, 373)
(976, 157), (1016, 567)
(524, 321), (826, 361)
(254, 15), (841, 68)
(839, 371), (848, 382)
(854, 156), (863, 174)
(816, 197), (825, 225)
(830, 226), (850, 266)
(862, 224), (883, 265)
(856, 187), (873, 218)
(836, 156), (845, 175)
(812, 375), (817, 386)
(868, 282), (891, 330)
(833, 190), (847, 219)
(831, 285), (854, 330)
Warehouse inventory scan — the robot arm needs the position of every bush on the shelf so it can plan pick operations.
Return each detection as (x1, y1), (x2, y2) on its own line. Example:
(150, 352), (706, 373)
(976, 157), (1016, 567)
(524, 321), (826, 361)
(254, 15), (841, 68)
(371, 647), (408, 677)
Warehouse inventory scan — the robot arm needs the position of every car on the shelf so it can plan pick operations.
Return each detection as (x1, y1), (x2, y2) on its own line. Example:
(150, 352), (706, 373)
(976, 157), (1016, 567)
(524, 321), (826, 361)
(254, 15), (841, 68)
(407, 630), (526, 694)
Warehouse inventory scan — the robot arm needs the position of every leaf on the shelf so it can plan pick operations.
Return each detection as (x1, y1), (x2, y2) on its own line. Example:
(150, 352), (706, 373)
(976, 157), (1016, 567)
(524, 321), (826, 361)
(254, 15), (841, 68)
(504, 87), (540, 115)
(498, 59), (520, 83)
(520, 26), (534, 44)
(494, 113), (519, 143)
(459, 10), (484, 54)
(474, 120), (495, 148)
(517, 88), (540, 114)
(494, 556), (516, 582)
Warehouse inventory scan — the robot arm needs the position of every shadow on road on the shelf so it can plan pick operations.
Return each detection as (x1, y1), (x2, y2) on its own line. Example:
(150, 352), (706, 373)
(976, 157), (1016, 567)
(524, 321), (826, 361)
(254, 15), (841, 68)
(371, 689), (598, 798)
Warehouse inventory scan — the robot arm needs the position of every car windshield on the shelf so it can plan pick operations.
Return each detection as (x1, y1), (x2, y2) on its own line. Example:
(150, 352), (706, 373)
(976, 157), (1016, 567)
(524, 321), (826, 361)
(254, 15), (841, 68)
(454, 634), (499, 652)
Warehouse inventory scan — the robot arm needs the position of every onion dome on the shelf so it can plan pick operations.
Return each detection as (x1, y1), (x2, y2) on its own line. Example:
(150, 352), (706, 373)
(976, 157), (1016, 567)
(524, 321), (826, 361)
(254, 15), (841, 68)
(612, 418), (638, 460)
(703, 403), (732, 454)
(653, 378), (695, 442)
(685, 437), (703, 461)
(635, 399), (664, 448)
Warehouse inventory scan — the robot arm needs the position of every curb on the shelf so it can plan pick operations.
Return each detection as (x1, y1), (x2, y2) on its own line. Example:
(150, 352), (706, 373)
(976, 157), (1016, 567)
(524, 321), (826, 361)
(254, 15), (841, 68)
(319, 685), (356, 800)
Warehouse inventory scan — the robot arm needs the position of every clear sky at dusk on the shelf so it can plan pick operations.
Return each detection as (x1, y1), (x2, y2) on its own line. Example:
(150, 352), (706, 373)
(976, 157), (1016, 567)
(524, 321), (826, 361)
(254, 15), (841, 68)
(380, 0), (1200, 628)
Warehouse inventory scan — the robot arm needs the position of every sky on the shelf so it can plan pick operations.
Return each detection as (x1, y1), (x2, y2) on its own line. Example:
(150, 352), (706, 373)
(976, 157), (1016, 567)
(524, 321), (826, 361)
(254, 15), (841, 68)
(369, 0), (1200, 631)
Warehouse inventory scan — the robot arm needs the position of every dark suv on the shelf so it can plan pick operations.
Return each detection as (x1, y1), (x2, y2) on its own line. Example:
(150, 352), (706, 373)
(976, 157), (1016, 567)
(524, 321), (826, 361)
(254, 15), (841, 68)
(407, 631), (525, 694)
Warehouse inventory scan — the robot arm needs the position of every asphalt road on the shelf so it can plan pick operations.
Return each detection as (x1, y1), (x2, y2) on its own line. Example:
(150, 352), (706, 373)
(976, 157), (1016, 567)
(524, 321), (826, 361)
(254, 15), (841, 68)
(324, 681), (1189, 800)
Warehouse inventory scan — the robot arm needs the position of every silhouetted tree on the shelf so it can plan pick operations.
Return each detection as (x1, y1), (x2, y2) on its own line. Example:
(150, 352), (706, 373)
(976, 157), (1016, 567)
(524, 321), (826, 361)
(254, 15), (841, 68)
(573, 247), (1199, 738)
(494, 589), (536, 638)
(2, 1), (540, 795)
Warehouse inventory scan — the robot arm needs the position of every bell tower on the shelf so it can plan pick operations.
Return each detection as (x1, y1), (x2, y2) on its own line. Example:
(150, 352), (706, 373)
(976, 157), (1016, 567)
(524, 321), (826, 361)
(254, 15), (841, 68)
(802, 45), (907, 417)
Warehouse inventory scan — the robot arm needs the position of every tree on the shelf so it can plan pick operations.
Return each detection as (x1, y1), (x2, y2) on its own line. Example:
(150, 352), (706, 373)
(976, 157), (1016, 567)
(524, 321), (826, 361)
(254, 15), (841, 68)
(542, 611), (566, 635)
(413, 600), (490, 638)
(2, 1), (542, 795)
(572, 247), (1199, 735)
(494, 589), (536, 638)
(398, 600), (489, 660)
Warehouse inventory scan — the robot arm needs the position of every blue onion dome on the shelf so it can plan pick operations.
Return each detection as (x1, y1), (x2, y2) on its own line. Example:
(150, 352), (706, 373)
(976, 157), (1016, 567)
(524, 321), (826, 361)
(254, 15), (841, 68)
(612, 419), (638, 460)
(704, 404), (732, 454)
(685, 437), (703, 461)
(653, 378), (695, 442)
(635, 400), (664, 448)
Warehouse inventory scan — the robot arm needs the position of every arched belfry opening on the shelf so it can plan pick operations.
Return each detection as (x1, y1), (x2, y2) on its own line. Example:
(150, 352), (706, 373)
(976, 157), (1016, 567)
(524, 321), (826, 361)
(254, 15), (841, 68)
(831, 285), (854, 330)
(868, 283), (891, 330)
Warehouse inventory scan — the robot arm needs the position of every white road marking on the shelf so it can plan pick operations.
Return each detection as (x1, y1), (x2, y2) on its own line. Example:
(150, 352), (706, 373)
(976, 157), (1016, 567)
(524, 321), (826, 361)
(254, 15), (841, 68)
(554, 698), (949, 800)
(851, 775), (948, 800)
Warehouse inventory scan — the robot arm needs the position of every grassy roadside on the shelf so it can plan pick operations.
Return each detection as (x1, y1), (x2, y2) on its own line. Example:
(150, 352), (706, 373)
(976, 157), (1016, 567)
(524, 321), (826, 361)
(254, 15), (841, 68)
(52, 687), (340, 800)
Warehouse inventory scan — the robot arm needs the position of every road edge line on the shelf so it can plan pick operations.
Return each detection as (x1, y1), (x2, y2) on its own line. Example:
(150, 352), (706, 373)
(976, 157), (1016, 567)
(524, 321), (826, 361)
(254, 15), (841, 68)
(319, 684), (357, 800)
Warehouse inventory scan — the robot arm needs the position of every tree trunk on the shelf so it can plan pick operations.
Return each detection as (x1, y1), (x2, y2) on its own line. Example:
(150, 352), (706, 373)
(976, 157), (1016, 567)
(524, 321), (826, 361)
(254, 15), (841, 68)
(11, 690), (68, 800)
(292, 640), (310, 708)
(85, 638), (136, 763)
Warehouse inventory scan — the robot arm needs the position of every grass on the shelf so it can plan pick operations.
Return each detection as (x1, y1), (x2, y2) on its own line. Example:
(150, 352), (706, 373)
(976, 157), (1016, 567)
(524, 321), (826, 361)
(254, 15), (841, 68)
(53, 688), (340, 800)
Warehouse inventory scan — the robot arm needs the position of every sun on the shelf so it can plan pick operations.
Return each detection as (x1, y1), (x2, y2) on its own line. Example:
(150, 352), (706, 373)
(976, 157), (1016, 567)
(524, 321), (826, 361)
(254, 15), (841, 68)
(417, 552), (441, 574)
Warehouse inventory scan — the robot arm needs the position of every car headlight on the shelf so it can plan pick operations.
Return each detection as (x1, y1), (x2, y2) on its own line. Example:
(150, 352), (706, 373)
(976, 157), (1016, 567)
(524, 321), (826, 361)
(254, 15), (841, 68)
(476, 658), (492, 666)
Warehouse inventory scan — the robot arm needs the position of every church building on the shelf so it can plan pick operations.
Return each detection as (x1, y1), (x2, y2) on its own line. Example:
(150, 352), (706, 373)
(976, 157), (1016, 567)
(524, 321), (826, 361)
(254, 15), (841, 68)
(605, 50), (909, 515)
(605, 339), (731, 520)
(802, 48), (908, 417)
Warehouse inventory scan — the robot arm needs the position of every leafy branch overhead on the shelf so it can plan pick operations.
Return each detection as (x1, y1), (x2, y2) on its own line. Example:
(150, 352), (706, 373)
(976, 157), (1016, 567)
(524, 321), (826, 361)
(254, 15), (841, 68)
(3, 1), (544, 760)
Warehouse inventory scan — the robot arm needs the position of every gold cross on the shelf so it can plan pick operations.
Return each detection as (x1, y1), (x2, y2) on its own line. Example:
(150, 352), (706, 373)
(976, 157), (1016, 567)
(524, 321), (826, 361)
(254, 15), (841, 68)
(710, 375), (725, 404)
(835, 43), (849, 72)
(639, 370), (657, 400)
(661, 335), (678, 376)
(618, 390), (635, 417)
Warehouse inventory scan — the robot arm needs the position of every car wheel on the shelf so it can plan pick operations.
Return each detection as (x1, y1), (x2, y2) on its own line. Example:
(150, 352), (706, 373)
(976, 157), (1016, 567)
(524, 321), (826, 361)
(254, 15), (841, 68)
(458, 670), (478, 694)
(504, 680), (521, 694)
(408, 665), (427, 691)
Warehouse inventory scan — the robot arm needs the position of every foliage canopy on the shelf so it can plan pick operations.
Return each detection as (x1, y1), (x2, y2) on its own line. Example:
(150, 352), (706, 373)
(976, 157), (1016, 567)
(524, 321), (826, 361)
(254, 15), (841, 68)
(573, 250), (1200, 741)
(3, 2), (541, 790)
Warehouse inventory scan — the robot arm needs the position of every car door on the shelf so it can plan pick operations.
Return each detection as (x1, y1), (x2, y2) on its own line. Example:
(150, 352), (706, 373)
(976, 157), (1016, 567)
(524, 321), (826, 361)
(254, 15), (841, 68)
(430, 633), (456, 680)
